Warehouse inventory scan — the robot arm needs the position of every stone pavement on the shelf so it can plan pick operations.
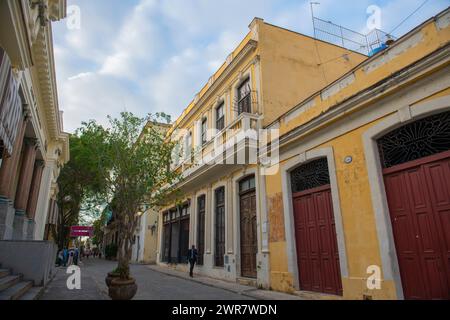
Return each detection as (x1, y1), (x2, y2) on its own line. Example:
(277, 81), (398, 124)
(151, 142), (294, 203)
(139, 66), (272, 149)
(40, 258), (305, 300)
(40, 261), (107, 300)
(146, 265), (303, 300)
(39, 258), (255, 300)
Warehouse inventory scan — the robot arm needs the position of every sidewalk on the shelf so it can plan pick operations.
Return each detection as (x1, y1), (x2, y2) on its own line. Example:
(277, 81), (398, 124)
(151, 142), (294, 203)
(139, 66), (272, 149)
(40, 261), (108, 300)
(146, 265), (304, 300)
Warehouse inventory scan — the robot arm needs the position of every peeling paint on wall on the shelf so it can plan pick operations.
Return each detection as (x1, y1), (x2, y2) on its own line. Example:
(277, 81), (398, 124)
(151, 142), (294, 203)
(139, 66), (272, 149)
(268, 193), (285, 242)
(285, 98), (316, 124)
(321, 73), (356, 101)
(436, 10), (450, 30)
(362, 32), (424, 74)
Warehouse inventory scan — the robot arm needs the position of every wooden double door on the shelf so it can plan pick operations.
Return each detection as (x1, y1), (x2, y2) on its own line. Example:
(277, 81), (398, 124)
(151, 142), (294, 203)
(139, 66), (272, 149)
(292, 184), (343, 295)
(384, 151), (450, 300)
(240, 183), (258, 278)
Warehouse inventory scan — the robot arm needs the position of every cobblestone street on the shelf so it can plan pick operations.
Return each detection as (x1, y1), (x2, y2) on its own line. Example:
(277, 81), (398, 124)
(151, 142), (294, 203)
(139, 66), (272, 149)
(40, 258), (257, 300)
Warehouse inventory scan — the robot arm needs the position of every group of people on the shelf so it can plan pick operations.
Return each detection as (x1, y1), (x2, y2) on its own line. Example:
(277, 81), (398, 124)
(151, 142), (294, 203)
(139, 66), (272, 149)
(57, 247), (80, 267)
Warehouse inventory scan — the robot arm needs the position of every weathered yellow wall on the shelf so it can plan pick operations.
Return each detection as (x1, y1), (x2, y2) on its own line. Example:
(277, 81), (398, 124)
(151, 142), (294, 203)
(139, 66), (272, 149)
(143, 209), (159, 263)
(266, 13), (450, 299)
(276, 18), (450, 137)
(259, 23), (367, 127)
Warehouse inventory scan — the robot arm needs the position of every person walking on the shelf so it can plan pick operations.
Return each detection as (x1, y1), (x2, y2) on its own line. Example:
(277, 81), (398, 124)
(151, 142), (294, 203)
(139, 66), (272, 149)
(63, 247), (68, 267)
(57, 249), (64, 267)
(67, 249), (74, 266)
(187, 245), (198, 278)
(74, 247), (79, 265)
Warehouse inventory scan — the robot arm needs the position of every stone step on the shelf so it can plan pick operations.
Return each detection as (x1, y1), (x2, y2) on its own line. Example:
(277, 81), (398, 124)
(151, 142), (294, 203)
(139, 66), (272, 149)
(236, 277), (257, 287)
(0, 269), (10, 279)
(18, 286), (44, 300)
(0, 281), (33, 300)
(0, 274), (22, 291)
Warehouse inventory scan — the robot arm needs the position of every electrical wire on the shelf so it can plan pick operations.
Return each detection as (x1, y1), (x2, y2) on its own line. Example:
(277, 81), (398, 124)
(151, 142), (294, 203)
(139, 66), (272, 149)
(389, 0), (430, 35)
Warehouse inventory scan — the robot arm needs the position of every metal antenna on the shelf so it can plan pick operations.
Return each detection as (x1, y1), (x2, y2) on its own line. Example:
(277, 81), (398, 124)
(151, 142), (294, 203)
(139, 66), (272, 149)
(310, 2), (320, 38)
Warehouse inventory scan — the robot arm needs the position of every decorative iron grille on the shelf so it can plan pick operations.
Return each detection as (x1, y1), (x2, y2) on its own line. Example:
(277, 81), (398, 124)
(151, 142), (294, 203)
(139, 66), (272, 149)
(290, 158), (330, 193)
(378, 111), (450, 168)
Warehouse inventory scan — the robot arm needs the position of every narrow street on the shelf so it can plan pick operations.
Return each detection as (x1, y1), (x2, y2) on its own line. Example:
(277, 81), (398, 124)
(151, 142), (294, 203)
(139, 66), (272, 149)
(40, 258), (255, 300)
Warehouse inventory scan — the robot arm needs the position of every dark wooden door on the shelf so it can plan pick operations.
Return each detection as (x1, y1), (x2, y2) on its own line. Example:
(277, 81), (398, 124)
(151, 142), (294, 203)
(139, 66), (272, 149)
(293, 184), (343, 295)
(197, 196), (206, 265)
(240, 190), (257, 278)
(384, 150), (450, 300)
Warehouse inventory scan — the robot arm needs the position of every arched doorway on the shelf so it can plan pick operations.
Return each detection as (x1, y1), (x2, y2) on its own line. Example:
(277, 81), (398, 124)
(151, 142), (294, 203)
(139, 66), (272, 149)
(378, 110), (450, 300)
(290, 158), (343, 295)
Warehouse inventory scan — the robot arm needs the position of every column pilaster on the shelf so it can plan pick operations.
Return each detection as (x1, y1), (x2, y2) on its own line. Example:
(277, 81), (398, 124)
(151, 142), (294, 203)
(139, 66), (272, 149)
(14, 138), (38, 213)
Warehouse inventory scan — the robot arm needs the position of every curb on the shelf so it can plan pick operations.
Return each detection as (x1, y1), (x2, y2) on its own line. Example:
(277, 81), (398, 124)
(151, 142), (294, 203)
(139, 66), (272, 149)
(146, 266), (262, 300)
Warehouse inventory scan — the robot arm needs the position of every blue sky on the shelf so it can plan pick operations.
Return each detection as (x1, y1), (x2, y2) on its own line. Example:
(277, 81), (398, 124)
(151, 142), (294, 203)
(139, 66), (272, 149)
(52, 0), (450, 133)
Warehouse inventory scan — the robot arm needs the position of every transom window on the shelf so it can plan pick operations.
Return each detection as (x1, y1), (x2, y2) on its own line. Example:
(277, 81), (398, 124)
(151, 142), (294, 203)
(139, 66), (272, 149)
(290, 158), (330, 193)
(201, 118), (207, 145)
(239, 176), (256, 194)
(377, 111), (450, 168)
(216, 102), (225, 131)
(237, 79), (251, 115)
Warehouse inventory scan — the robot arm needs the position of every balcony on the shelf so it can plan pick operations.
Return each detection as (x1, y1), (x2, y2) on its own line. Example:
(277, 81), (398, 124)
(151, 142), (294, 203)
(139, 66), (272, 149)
(175, 112), (261, 191)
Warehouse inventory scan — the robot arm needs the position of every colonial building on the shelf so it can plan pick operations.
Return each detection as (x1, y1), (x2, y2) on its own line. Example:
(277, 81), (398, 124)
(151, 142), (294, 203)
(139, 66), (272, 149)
(155, 8), (450, 300)
(0, 0), (69, 242)
(156, 18), (366, 287)
(263, 8), (450, 299)
(0, 0), (69, 297)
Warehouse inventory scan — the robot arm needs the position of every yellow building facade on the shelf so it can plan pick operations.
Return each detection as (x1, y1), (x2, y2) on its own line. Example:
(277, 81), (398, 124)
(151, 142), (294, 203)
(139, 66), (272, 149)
(157, 8), (450, 300)
(156, 18), (365, 287)
(264, 9), (450, 300)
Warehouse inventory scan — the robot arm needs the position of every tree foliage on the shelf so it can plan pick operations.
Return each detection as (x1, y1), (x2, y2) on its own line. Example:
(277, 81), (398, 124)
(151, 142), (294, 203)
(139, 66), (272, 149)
(58, 111), (181, 279)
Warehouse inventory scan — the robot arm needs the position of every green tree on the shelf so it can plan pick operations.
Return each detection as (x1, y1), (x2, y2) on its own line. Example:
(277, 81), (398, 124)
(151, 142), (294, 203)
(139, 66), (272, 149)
(56, 124), (110, 249)
(75, 112), (180, 280)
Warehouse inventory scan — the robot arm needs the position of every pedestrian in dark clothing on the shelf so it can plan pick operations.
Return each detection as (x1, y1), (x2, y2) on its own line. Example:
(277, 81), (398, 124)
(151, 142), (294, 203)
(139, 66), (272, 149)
(187, 245), (198, 277)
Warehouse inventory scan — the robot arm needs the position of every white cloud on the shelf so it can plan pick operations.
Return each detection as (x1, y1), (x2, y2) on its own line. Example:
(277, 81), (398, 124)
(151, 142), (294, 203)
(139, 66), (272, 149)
(53, 0), (450, 133)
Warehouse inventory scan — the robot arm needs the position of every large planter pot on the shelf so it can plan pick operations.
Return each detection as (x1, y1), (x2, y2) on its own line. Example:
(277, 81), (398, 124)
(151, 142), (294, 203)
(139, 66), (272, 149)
(105, 272), (120, 287)
(108, 277), (138, 300)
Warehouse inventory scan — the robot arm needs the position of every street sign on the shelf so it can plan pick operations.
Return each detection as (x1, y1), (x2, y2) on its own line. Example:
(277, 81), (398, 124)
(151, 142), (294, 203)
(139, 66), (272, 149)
(70, 226), (94, 237)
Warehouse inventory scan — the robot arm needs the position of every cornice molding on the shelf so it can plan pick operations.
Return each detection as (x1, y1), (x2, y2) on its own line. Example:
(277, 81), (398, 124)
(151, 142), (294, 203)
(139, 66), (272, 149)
(275, 44), (450, 152)
(174, 40), (258, 131)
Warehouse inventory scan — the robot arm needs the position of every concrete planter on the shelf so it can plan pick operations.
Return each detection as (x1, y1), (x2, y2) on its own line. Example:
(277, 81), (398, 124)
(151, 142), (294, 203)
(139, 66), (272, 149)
(105, 272), (120, 287)
(108, 277), (137, 300)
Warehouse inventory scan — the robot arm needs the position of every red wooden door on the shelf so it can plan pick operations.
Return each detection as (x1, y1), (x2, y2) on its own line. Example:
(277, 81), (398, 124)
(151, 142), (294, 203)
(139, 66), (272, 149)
(384, 150), (450, 300)
(240, 190), (257, 278)
(293, 184), (343, 295)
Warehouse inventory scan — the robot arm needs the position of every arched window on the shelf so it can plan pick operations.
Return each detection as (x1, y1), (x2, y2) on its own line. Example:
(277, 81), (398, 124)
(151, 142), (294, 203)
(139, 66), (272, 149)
(290, 158), (330, 193)
(377, 111), (450, 168)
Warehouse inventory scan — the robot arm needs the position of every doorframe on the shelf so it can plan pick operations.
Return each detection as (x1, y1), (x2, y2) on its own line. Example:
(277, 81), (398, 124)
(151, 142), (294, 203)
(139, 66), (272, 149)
(362, 95), (450, 300)
(232, 168), (266, 281)
(281, 147), (348, 291)
(237, 176), (258, 278)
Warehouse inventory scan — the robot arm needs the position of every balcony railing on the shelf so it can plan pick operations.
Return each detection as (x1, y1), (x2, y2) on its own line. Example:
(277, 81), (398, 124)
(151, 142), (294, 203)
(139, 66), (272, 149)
(179, 112), (261, 179)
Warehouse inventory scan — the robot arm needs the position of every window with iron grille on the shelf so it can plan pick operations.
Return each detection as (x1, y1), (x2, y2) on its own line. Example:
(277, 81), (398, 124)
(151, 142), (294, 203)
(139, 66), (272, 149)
(237, 79), (251, 114)
(214, 187), (225, 267)
(290, 158), (330, 193)
(197, 195), (206, 265)
(377, 111), (450, 168)
(201, 118), (207, 145)
(216, 102), (225, 131)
